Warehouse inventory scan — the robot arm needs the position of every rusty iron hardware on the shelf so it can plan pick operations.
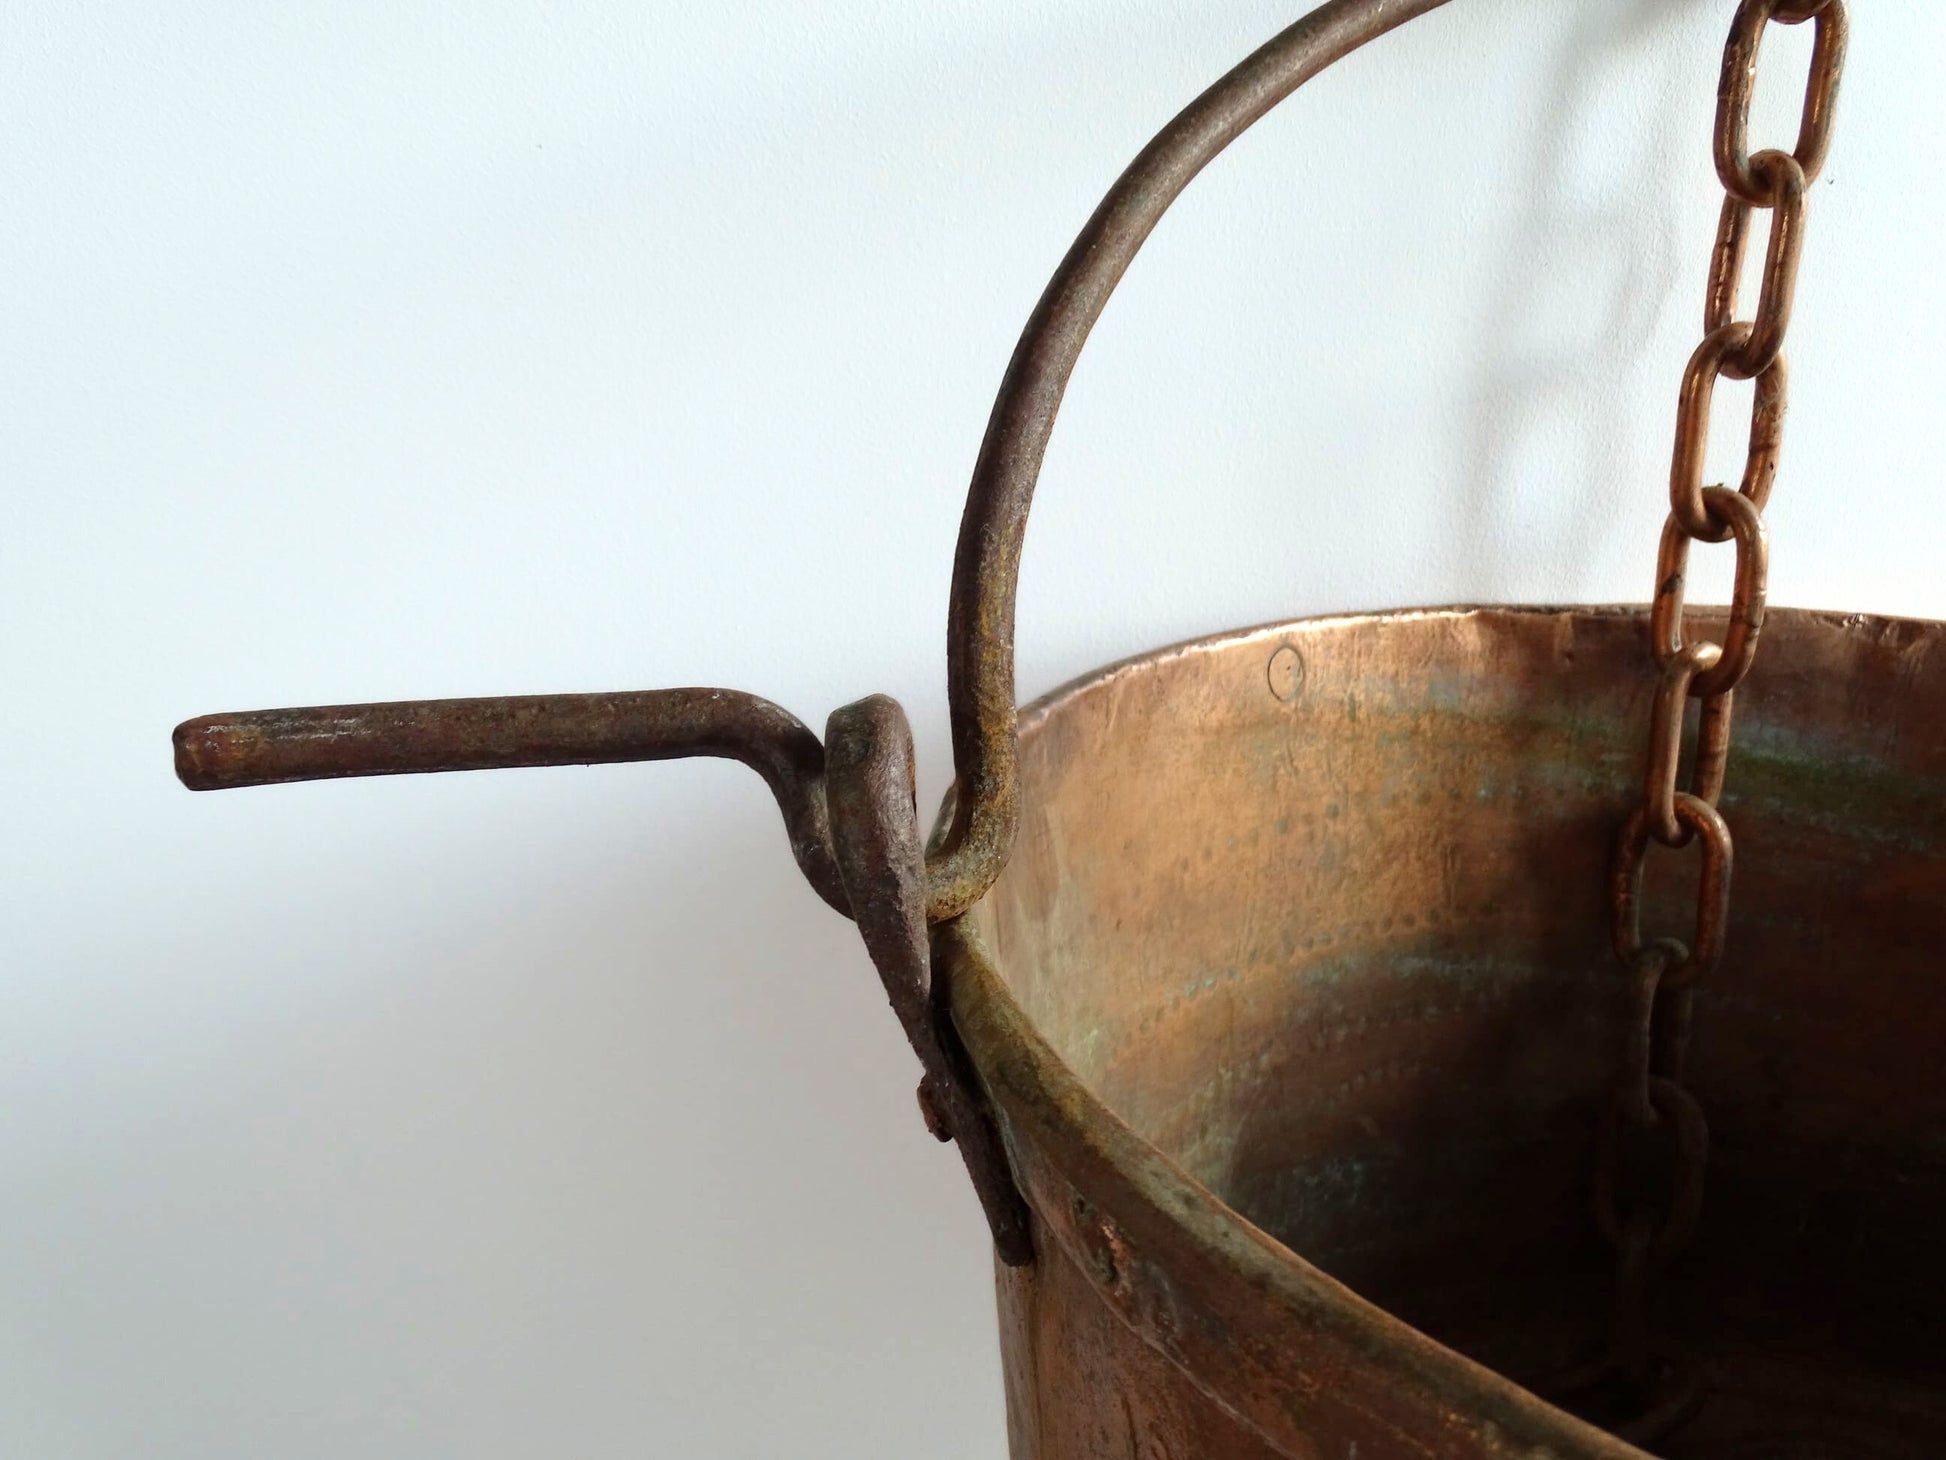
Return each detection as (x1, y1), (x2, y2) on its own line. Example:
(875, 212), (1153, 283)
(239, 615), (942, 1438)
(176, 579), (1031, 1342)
(168, 2), (1946, 1456)
(1578, 0), (1848, 1442)
(176, 690), (1035, 1266)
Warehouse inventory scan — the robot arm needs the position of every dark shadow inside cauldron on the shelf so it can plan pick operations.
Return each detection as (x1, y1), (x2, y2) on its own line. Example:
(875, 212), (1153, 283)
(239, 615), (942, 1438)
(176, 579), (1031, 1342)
(981, 608), (1946, 1457)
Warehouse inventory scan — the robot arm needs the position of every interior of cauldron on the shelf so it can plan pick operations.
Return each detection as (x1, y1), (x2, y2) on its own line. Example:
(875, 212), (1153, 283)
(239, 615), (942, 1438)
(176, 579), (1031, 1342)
(968, 606), (1946, 1457)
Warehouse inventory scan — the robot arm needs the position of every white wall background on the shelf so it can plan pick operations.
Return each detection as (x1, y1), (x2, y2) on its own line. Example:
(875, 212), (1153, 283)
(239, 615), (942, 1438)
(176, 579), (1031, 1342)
(4, 2), (1941, 1456)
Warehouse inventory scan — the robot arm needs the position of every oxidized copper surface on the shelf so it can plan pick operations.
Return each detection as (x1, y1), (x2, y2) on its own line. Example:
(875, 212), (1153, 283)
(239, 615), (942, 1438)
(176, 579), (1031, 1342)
(946, 605), (1946, 1458)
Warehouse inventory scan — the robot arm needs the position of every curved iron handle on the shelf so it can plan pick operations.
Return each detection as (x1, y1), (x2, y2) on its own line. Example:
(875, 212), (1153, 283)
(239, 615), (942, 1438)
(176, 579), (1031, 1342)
(175, 0), (1453, 1265)
(929, 0), (1452, 918)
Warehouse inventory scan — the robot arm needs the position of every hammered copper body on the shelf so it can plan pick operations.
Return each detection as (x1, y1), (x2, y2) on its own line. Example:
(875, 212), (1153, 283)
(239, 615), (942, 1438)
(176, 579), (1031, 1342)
(946, 606), (1946, 1457)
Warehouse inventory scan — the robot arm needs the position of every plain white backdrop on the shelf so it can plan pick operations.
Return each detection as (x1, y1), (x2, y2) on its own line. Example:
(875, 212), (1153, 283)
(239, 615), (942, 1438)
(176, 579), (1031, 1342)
(4, 2), (1942, 1456)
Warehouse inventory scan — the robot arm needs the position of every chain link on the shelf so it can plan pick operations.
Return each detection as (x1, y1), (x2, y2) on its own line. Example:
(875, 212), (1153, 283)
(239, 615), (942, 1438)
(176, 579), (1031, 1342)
(1576, 1), (1846, 1442)
(1613, 795), (1735, 987)
(1715, 0), (1849, 206)
(1709, 151), (1808, 378)
(1669, 324), (1786, 539)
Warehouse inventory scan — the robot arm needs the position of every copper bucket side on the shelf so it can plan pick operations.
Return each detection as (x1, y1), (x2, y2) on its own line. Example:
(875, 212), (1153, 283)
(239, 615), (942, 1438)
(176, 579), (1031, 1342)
(947, 606), (1946, 1458)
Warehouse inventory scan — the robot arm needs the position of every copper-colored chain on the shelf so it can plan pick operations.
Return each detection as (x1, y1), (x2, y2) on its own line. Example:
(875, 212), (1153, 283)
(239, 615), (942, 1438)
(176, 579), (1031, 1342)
(1570, 1), (1849, 1443)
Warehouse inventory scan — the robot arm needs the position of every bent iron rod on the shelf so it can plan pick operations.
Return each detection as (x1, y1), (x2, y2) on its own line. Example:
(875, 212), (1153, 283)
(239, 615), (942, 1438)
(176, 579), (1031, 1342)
(172, 689), (1035, 1264)
(174, 690), (850, 914)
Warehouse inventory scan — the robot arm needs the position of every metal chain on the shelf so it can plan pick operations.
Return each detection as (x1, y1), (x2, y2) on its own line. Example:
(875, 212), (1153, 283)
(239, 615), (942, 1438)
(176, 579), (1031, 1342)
(1572, 1), (1849, 1442)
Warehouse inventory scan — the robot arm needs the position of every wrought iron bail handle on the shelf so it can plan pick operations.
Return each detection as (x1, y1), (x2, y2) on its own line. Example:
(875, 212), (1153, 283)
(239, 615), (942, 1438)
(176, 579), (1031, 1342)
(932, 0), (1844, 927)
(929, 0), (1451, 919)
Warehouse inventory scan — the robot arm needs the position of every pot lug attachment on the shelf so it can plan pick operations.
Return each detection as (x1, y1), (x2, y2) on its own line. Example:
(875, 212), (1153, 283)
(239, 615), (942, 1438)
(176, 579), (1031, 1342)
(173, 687), (1034, 1264)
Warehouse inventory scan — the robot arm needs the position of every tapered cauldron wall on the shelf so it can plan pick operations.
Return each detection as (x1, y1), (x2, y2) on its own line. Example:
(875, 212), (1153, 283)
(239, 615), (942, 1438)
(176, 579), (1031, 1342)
(946, 606), (1946, 1457)
(176, 0), (1944, 1455)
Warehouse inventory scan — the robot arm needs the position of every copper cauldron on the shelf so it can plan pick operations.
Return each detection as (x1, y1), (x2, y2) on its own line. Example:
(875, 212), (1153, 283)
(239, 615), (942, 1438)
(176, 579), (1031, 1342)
(175, 1), (1943, 1454)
